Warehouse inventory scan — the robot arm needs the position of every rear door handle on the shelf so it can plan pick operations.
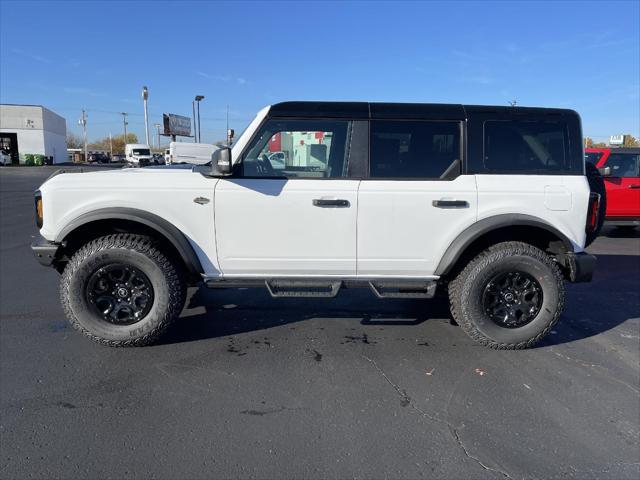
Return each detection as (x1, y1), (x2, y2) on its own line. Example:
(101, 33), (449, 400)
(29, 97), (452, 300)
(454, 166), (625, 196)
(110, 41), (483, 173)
(432, 199), (469, 208)
(312, 198), (350, 208)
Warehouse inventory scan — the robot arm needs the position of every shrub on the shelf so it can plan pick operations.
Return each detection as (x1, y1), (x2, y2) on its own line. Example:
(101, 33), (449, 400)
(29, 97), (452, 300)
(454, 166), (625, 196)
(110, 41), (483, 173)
(34, 154), (44, 166)
(24, 154), (35, 166)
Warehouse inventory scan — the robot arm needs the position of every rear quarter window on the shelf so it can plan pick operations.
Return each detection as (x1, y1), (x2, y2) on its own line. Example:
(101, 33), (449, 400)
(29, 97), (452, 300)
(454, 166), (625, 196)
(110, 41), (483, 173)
(482, 120), (574, 174)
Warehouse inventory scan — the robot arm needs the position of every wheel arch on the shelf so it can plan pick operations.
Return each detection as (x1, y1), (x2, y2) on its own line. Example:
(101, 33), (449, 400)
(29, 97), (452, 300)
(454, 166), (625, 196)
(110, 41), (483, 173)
(55, 207), (204, 280)
(435, 214), (575, 277)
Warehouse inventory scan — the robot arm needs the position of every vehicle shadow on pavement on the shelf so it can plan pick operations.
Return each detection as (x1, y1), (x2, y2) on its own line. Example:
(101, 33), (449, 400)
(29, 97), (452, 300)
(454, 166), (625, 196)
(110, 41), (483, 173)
(537, 253), (640, 348)
(160, 287), (453, 345)
(599, 225), (640, 239)
(160, 253), (638, 347)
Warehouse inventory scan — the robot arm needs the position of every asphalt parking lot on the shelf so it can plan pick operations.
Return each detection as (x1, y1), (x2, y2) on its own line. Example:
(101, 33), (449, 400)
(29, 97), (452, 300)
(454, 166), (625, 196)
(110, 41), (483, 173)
(1, 165), (639, 480)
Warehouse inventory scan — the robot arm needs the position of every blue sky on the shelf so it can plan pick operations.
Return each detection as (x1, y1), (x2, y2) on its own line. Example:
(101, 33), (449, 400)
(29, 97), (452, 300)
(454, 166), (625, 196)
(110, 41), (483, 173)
(1, 0), (638, 144)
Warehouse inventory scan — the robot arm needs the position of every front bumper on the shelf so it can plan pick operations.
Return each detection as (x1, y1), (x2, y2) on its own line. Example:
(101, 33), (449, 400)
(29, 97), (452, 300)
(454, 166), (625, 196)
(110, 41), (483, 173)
(31, 236), (61, 267)
(560, 252), (597, 283)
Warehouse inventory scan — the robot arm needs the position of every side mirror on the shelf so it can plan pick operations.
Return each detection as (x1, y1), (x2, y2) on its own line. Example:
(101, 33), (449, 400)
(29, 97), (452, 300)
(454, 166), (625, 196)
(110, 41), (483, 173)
(212, 147), (232, 176)
(597, 166), (611, 177)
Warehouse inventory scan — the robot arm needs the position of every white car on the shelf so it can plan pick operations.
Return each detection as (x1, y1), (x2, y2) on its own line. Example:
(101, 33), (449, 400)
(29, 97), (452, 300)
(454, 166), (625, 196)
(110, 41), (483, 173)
(31, 101), (599, 349)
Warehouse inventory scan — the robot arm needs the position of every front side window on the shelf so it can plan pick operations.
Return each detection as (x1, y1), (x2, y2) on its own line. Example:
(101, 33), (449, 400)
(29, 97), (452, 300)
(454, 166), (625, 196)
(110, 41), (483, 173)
(605, 153), (640, 177)
(483, 120), (571, 173)
(369, 120), (461, 178)
(242, 119), (350, 178)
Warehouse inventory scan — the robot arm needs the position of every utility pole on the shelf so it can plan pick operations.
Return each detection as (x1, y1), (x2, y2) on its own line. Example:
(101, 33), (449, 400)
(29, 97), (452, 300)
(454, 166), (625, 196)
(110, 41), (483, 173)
(78, 109), (87, 162)
(226, 104), (229, 144)
(109, 132), (113, 159)
(142, 86), (150, 146)
(121, 112), (128, 146)
(154, 123), (161, 149)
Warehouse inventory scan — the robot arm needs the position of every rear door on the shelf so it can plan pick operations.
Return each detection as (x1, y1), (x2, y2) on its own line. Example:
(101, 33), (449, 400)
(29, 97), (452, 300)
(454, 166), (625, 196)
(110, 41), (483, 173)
(357, 118), (477, 277)
(215, 118), (360, 276)
(602, 152), (640, 218)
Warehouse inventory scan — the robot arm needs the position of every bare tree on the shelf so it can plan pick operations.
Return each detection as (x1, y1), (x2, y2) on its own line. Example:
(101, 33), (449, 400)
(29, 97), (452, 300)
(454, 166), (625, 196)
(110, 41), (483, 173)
(66, 132), (83, 149)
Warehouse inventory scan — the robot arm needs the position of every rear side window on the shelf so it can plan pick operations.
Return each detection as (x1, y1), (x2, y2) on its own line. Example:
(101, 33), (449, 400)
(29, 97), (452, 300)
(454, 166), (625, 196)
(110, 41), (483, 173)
(369, 120), (461, 179)
(483, 120), (572, 174)
(605, 153), (639, 177)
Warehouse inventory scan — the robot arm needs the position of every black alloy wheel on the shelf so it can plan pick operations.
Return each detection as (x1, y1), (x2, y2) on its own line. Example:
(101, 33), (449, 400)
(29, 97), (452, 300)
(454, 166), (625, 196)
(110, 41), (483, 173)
(86, 264), (154, 325)
(482, 271), (543, 328)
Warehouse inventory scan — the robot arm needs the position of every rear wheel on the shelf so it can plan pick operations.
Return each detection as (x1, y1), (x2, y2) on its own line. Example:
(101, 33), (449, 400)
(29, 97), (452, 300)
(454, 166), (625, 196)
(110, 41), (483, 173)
(60, 234), (186, 347)
(448, 241), (564, 349)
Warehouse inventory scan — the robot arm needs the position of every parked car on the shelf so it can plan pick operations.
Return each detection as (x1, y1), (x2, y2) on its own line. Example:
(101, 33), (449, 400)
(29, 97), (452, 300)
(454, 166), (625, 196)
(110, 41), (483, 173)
(586, 147), (640, 228)
(88, 152), (109, 164)
(111, 153), (126, 163)
(32, 101), (599, 349)
(152, 153), (165, 165)
(267, 151), (286, 169)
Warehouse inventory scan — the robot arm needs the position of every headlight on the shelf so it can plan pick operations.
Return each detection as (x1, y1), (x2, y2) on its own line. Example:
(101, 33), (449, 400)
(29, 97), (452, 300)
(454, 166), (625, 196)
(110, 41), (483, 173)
(35, 191), (43, 228)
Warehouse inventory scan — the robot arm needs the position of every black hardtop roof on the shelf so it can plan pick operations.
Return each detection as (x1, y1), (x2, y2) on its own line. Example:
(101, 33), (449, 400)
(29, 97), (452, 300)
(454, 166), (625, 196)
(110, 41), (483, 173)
(269, 101), (578, 120)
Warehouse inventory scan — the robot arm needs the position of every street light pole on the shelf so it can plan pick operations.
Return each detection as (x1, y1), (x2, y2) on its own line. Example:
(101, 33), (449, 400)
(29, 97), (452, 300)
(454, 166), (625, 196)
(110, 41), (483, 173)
(153, 123), (161, 149)
(142, 86), (150, 146)
(194, 95), (204, 142)
(192, 101), (197, 143)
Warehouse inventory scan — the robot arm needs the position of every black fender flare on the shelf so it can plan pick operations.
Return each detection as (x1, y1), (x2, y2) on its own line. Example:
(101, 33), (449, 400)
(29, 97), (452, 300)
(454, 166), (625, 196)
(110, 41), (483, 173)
(55, 207), (204, 277)
(434, 214), (575, 276)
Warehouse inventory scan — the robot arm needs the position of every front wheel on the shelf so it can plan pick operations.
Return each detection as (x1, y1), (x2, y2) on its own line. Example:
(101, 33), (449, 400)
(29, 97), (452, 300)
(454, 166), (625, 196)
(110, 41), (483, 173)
(60, 234), (186, 347)
(448, 241), (565, 349)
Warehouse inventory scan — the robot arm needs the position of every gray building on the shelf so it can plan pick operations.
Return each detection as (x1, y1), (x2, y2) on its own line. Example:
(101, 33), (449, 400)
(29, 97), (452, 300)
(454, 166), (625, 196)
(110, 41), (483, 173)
(0, 104), (67, 164)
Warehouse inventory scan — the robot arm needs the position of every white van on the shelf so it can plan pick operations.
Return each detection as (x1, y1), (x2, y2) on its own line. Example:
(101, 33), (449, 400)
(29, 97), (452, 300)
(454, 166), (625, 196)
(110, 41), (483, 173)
(124, 144), (153, 166)
(167, 142), (216, 165)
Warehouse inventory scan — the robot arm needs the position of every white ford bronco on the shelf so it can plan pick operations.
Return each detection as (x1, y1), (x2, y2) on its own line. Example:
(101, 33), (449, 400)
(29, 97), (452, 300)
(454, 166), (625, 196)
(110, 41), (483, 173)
(32, 102), (600, 349)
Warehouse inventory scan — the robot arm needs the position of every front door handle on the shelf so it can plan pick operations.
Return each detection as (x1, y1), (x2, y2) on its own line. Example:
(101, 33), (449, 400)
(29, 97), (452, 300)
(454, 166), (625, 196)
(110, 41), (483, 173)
(628, 185), (640, 189)
(432, 199), (469, 208)
(312, 198), (350, 208)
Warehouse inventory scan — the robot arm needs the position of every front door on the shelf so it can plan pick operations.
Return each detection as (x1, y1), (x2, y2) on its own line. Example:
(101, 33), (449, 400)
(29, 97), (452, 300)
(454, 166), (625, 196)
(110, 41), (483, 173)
(357, 119), (477, 277)
(602, 151), (640, 218)
(215, 118), (359, 276)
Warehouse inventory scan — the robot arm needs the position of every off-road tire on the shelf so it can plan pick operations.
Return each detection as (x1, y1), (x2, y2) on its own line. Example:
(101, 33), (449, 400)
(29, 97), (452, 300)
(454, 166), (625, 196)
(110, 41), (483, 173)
(585, 162), (606, 247)
(60, 234), (186, 347)
(448, 241), (565, 349)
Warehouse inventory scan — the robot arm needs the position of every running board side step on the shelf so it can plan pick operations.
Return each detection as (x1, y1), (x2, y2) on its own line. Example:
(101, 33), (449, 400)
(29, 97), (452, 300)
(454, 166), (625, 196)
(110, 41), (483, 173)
(205, 278), (438, 299)
(265, 280), (342, 298)
(368, 281), (436, 299)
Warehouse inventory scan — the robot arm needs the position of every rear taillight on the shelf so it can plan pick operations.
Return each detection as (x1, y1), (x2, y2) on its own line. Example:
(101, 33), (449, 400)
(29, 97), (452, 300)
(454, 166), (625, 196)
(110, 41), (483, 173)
(34, 190), (43, 228)
(586, 192), (601, 233)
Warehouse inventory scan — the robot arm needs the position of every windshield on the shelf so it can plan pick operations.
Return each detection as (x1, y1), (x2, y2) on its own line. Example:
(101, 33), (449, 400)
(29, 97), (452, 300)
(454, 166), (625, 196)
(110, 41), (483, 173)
(585, 152), (603, 165)
(133, 149), (151, 156)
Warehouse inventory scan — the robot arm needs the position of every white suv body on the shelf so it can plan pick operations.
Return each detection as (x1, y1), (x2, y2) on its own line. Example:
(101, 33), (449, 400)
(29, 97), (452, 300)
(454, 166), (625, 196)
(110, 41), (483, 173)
(32, 102), (598, 349)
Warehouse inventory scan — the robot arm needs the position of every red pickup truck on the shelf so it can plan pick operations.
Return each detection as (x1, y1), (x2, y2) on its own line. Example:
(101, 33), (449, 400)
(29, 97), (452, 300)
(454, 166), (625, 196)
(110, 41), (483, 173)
(585, 147), (640, 227)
